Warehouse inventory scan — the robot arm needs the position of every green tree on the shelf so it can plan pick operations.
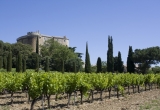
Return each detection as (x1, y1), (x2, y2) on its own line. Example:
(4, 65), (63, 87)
(3, 42), (11, 53)
(45, 56), (49, 72)
(0, 56), (3, 69)
(114, 56), (118, 72)
(0, 40), (3, 54)
(2, 43), (11, 69)
(68, 46), (83, 72)
(85, 42), (91, 73)
(74, 61), (76, 73)
(127, 46), (135, 73)
(117, 51), (123, 73)
(36, 36), (39, 54)
(41, 39), (78, 72)
(3, 56), (7, 69)
(96, 57), (102, 73)
(91, 65), (97, 72)
(152, 66), (160, 74)
(65, 58), (82, 72)
(16, 51), (22, 72)
(22, 58), (26, 72)
(0, 41), (3, 68)
(12, 42), (32, 68)
(7, 46), (12, 72)
(26, 53), (41, 69)
(101, 61), (107, 73)
(35, 54), (39, 72)
(133, 46), (160, 74)
(53, 44), (76, 73)
(69, 47), (77, 52)
(107, 36), (114, 72)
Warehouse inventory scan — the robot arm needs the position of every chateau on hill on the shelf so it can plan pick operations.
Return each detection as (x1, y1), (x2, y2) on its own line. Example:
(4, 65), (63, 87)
(17, 31), (69, 52)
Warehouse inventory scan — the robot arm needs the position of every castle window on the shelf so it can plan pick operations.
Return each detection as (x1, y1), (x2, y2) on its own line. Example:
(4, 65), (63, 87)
(64, 40), (65, 42)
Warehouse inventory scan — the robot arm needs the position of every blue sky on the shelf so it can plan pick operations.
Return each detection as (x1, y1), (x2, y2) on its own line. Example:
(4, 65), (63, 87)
(0, 0), (160, 65)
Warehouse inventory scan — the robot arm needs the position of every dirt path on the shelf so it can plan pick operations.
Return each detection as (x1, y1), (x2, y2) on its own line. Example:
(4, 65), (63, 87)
(0, 88), (160, 110)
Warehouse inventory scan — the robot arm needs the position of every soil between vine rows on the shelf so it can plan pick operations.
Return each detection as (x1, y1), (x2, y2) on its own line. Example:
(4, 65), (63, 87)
(0, 86), (160, 110)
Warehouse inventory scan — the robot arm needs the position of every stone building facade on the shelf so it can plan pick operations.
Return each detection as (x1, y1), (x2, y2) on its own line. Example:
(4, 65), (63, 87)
(17, 31), (69, 52)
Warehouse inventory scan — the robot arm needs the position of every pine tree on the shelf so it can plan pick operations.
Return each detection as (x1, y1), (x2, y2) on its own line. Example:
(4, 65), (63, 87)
(96, 57), (102, 73)
(7, 46), (12, 72)
(85, 42), (91, 73)
(22, 58), (26, 72)
(117, 51), (123, 73)
(127, 46), (135, 73)
(45, 56), (49, 72)
(36, 36), (39, 54)
(107, 36), (114, 72)
(35, 54), (39, 72)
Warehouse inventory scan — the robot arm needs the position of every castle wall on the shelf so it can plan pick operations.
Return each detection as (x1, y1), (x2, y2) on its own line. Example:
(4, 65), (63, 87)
(17, 31), (69, 53)
(30, 36), (37, 52)
(17, 35), (38, 52)
(54, 37), (69, 47)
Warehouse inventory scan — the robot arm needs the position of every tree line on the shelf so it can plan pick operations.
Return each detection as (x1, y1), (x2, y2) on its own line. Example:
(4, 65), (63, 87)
(85, 36), (160, 74)
(0, 37), (83, 73)
(1, 35), (160, 74)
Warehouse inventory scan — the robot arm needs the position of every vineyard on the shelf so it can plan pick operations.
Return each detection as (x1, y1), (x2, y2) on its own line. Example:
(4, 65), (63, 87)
(0, 72), (160, 110)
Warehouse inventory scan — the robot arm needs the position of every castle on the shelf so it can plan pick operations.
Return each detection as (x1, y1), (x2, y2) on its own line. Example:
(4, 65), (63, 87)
(17, 31), (69, 52)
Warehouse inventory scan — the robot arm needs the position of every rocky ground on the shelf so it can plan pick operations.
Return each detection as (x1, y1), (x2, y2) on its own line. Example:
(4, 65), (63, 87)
(0, 87), (160, 110)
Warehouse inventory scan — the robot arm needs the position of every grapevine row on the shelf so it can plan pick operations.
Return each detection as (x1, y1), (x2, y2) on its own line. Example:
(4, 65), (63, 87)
(0, 72), (160, 110)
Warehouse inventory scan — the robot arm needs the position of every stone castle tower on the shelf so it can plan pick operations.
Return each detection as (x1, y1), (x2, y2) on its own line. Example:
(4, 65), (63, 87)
(17, 31), (69, 52)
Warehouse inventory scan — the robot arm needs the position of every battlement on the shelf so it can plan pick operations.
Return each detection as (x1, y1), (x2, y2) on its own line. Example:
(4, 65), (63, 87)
(27, 31), (40, 36)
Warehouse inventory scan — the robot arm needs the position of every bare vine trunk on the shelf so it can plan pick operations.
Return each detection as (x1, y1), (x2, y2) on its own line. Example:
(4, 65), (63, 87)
(108, 88), (111, 99)
(67, 93), (72, 107)
(11, 91), (14, 104)
(46, 94), (51, 109)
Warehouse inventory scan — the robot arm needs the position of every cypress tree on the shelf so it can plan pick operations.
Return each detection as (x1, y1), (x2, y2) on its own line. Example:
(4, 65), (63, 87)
(107, 36), (114, 72)
(85, 42), (91, 73)
(17, 51), (22, 72)
(127, 46), (135, 73)
(22, 58), (26, 72)
(19, 52), (22, 72)
(36, 36), (39, 54)
(117, 51), (123, 73)
(45, 56), (49, 72)
(3, 56), (7, 69)
(0, 41), (3, 69)
(35, 54), (39, 72)
(96, 57), (102, 73)
(7, 46), (12, 72)
(16, 55), (18, 72)
(16, 51), (22, 72)
(0, 56), (3, 69)
(61, 60), (64, 73)
(0, 40), (3, 52)
(114, 56), (118, 72)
